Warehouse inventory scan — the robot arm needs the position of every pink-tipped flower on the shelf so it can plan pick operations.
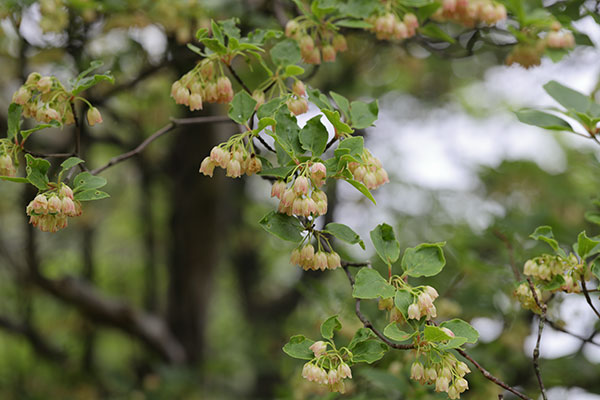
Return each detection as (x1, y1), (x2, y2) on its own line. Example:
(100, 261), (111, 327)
(47, 195), (62, 214)
(441, 327), (455, 338)
(271, 180), (287, 199)
(353, 165), (367, 181)
(13, 87), (31, 105)
(292, 197), (304, 215)
(170, 81), (181, 98)
(337, 363), (352, 379)
(73, 200), (82, 217)
(304, 197), (317, 216)
(304, 47), (321, 65)
(393, 21), (409, 40)
(309, 340), (327, 357)
(174, 87), (190, 105)
(418, 292), (434, 309)
(407, 303), (420, 320)
(189, 93), (203, 111)
(217, 76), (234, 103)
(30, 194), (48, 215)
(210, 146), (229, 168)
(314, 251), (328, 271)
(281, 188), (296, 207)
(285, 20), (300, 38)
(293, 176), (309, 195)
(403, 13), (418, 30)
(425, 367), (437, 382)
(435, 376), (450, 393)
(0, 155), (15, 177)
(424, 285), (439, 300)
(44, 108), (61, 122)
(311, 162), (327, 186)
(226, 159), (242, 178)
(290, 248), (302, 265)
(287, 98), (309, 116)
(300, 244), (315, 262)
(200, 62), (214, 80)
(316, 200), (327, 215)
(204, 82), (218, 102)
(87, 107), (103, 126)
(327, 369), (339, 385)
(410, 361), (424, 381)
(61, 196), (77, 217)
(199, 157), (215, 177)
(327, 251), (341, 270)
(364, 172), (377, 190)
(292, 80), (306, 97)
(443, 0), (457, 12)
(322, 45), (336, 62)
(59, 185), (74, 200)
(36, 76), (52, 93)
(332, 34), (348, 52)
(299, 35), (314, 55)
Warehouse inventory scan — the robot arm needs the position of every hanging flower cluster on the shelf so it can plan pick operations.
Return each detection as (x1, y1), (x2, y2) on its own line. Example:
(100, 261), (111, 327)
(271, 163), (328, 218)
(523, 254), (582, 294)
(200, 141), (262, 179)
(367, 12), (419, 41)
(348, 150), (389, 190)
(26, 184), (82, 233)
(432, 0), (507, 27)
(171, 60), (234, 111)
(286, 80), (309, 116)
(285, 20), (349, 65)
(301, 341), (353, 393)
(290, 243), (342, 271)
(514, 282), (543, 312)
(410, 350), (471, 399)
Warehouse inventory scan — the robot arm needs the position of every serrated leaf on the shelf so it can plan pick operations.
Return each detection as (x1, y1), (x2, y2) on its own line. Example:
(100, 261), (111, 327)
(351, 340), (388, 363)
(282, 335), (315, 360)
(320, 315), (342, 339)
(335, 136), (363, 158)
(575, 231), (600, 259)
(299, 116), (328, 156)
(275, 108), (303, 156)
(424, 325), (453, 342)
(370, 223), (400, 264)
(530, 226), (567, 258)
(394, 289), (414, 319)
(401, 242), (446, 278)
(271, 39), (301, 66)
(74, 189), (110, 201)
(515, 109), (573, 131)
(440, 318), (479, 344)
(323, 222), (365, 249)
(352, 268), (395, 299)
(228, 91), (257, 125)
(383, 323), (416, 342)
(322, 109), (353, 134)
(348, 328), (375, 349)
(257, 97), (284, 120)
(350, 100), (378, 129)
(25, 154), (50, 190)
(60, 157), (84, 171)
(345, 179), (376, 204)
(259, 211), (303, 242)
(7, 103), (22, 140)
(72, 172), (107, 191)
(307, 87), (333, 110)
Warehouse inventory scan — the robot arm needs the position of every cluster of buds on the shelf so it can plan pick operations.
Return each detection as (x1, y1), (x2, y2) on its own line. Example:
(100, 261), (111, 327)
(301, 341), (352, 393)
(200, 145), (262, 178)
(347, 150), (389, 190)
(272, 167), (328, 217)
(290, 244), (341, 271)
(26, 184), (82, 233)
(410, 352), (471, 399)
(171, 61), (234, 111)
(39, 0), (69, 33)
(505, 42), (545, 68)
(12, 73), (76, 125)
(514, 282), (543, 312)
(407, 286), (439, 320)
(367, 12), (419, 41)
(523, 254), (582, 294)
(546, 30), (575, 49)
(432, 0), (507, 27)
(286, 80), (309, 116)
(285, 20), (348, 64)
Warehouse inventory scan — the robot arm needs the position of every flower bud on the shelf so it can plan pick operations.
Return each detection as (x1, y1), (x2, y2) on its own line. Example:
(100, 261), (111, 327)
(293, 176), (309, 195)
(425, 367), (437, 382)
(328, 368), (339, 384)
(47, 195), (62, 214)
(303, 47), (321, 64)
(332, 34), (348, 52)
(285, 20), (300, 38)
(410, 361), (424, 381)
(200, 62), (214, 80)
(309, 340), (327, 357)
(292, 80), (306, 97)
(226, 159), (242, 178)
(441, 327), (455, 338)
(61, 196), (77, 217)
(378, 297), (394, 310)
(286, 98), (308, 116)
(0, 155), (15, 177)
(314, 251), (328, 271)
(455, 377), (469, 392)
(407, 303), (420, 319)
(87, 107), (103, 126)
(322, 45), (336, 62)
(25, 72), (41, 85)
(189, 93), (203, 111)
(327, 251), (341, 270)
(403, 13), (418, 30)
(217, 76), (234, 103)
(337, 363), (352, 379)
(199, 157), (215, 177)
(300, 244), (315, 262)
(13, 87), (31, 105)
(435, 376), (450, 392)
(36, 76), (52, 93)
(299, 35), (314, 55)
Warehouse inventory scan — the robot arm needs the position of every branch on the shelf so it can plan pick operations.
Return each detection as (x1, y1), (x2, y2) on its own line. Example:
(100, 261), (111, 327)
(527, 277), (547, 400)
(90, 115), (232, 175)
(227, 64), (251, 94)
(492, 229), (521, 281)
(581, 277), (600, 319)
(545, 318), (600, 347)
(0, 314), (66, 362)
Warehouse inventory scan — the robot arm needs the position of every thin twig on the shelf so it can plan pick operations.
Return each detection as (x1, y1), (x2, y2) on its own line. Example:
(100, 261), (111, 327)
(227, 64), (251, 94)
(21, 149), (76, 158)
(545, 319), (600, 347)
(581, 277), (600, 319)
(526, 277), (547, 400)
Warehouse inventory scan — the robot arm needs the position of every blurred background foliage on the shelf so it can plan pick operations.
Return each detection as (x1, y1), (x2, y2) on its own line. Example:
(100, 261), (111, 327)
(0, 0), (599, 399)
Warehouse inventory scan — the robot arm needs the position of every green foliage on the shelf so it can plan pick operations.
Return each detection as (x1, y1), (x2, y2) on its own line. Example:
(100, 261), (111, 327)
(320, 315), (341, 339)
(401, 242), (446, 277)
(370, 223), (400, 265)
(228, 91), (257, 124)
(323, 222), (365, 249)
(258, 211), (304, 242)
(352, 268), (395, 299)
(282, 335), (315, 360)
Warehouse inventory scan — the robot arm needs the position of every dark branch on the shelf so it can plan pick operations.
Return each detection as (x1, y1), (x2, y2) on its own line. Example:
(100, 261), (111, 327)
(0, 315), (66, 362)
(527, 277), (547, 400)
(581, 277), (600, 319)
(227, 64), (251, 94)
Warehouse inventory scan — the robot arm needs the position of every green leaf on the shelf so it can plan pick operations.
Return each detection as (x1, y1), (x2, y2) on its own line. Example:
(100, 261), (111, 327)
(282, 335), (315, 360)
(322, 109), (353, 134)
(383, 323), (416, 342)
(320, 315), (342, 339)
(257, 97), (284, 120)
(257, 117), (276, 132)
(348, 328), (375, 349)
(335, 19), (373, 28)
(271, 39), (301, 66)
(0, 176), (29, 183)
(258, 166), (295, 179)
(335, 136), (364, 158)
(284, 65), (305, 76)
(398, 0), (433, 6)
(72, 172), (107, 191)
(515, 109), (573, 131)
(60, 157), (84, 171)
(330, 91), (350, 117)
(72, 74), (114, 95)
(394, 289), (414, 319)
(440, 318), (479, 344)
(541, 274), (565, 291)
(299, 116), (328, 156)
(585, 211), (600, 226)
(352, 268), (396, 299)
(575, 231), (600, 259)
(7, 103), (22, 140)
(259, 211), (304, 242)
(370, 223), (400, 264)
(438, 337), (469, 350)
(419, 24), (455, 43)
(25, 154), (50, 190)
(323, 222), (365, 249)
(228, 91), (257, 125)
(530, 226), (567, 258)
(74, 189), (110, 201)
(350, 100), (378, 129)
(307, 87), (333, 110)
(543, 80), (593, 114)
(74, 60), (104, 82)
(423, 325), (453, 343)
(275, 108), (303, 156)
(401, 242), (446, 278)
(351, 340), (388, 364)
(20, 120), (61, 141)
(591, 258), (600, 281)
(345, 179), (376, 204)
